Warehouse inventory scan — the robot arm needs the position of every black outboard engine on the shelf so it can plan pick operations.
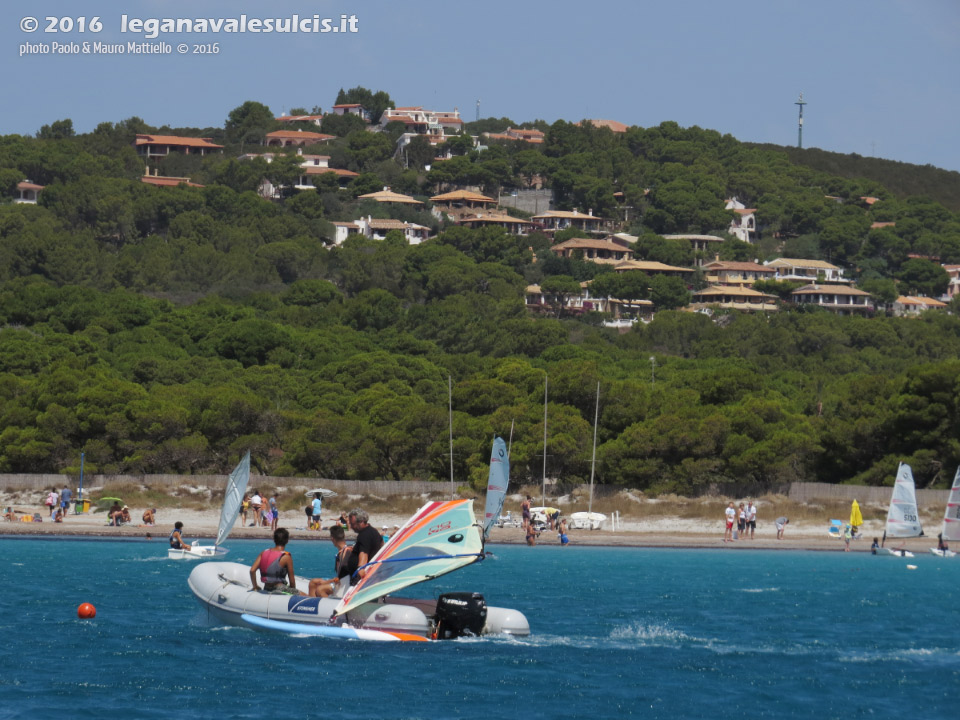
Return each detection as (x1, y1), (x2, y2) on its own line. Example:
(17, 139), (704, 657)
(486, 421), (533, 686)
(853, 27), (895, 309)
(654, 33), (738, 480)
(435, 592), (487, 639)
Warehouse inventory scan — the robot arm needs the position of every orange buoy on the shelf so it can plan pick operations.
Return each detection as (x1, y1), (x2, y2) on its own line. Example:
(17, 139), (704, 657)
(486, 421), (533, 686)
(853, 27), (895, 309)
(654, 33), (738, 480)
(77, 603), (96, 619)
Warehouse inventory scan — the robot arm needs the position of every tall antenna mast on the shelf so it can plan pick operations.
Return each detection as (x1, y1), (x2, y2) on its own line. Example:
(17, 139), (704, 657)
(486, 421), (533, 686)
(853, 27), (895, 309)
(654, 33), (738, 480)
(476, 99), (480, 123)
(795, 92), (807, 148)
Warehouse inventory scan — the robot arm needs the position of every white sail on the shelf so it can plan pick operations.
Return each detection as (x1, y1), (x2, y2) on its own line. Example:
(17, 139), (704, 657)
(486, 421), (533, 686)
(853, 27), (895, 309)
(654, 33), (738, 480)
(942, 465), (960, 543)
(483, 437), (509, 540)
(216, 451), (251, 547)
(885, 463), (923, 538)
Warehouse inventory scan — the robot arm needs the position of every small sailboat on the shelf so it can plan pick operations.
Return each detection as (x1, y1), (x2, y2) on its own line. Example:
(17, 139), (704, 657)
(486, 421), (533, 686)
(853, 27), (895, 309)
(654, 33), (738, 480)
(877, 462), (922, 557)
(930, 465), (959, 557)
(482, 436), (509, 540)
(569, 382), (607, 531)
(169, 451), (250, 560)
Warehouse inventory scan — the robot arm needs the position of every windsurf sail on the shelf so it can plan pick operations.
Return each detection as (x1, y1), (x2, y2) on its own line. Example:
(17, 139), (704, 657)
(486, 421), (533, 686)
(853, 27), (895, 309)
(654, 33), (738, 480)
(483, 437), (509, 540)
(334, 500), (483, 617)
(942, 465), (960, 542)
(885, 462), (923, 538)
(215, 451), (251, 547)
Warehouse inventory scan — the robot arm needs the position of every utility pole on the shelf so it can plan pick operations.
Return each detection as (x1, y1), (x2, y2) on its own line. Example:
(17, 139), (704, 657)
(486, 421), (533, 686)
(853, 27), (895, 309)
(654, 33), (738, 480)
(476, 99), (480, 123)
(795, 92), (807, 148)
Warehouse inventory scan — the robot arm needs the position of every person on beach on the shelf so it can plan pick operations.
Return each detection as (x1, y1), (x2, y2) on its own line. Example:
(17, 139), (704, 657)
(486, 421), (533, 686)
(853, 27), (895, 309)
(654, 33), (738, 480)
(558, 518), (569, 545)
(724, 502), (736, 542)
(250, 490), (262, 527)
(311, 495), (323, 530)
(525, 522), (538, 546)
(142, 508), (156, 526)
(745, 500), (757, 539)
(308, 525), (353, 598)
(338, 512), (348, 530)
(4, 507), (17, 522)
(45, 489), (58, 518)
(269, 495), (279, 531)
(54, 508), (63, 523)
(871, 537), (880, 554)
(120, 506), (132, 525)
(843, 523), (852, 552)
(60, 486), (72, 516)
(521, 496), (531, 531)
(737, 503), (746, 539)
(240, 495), (249, 526)
(346, 509), (383, 583)
(108, 501), (123, 526)
(381, 526), (390, 543)
(250, 528), (303, 595)
(169, 521), (191, 552)
(775, 517), (789, 539)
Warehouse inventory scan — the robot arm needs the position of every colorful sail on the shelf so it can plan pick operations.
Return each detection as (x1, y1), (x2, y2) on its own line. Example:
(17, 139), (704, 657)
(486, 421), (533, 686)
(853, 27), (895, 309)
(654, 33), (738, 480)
(483, 437), (509, 540)
(885, 463), (923, 538)
(942, 465), (960, 542)
(215, 451), (250, 547)
(334, 500), (483, 617)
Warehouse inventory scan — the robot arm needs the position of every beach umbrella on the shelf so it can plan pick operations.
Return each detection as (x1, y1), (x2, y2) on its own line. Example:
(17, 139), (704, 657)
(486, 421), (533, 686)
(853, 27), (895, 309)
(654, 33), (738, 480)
(305, 489), (337, 499)
(850, 499), (863, 528)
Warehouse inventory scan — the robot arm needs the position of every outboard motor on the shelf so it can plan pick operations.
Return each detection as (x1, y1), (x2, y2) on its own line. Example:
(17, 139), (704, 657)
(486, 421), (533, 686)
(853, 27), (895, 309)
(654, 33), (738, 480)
(435, 592), (487, 639)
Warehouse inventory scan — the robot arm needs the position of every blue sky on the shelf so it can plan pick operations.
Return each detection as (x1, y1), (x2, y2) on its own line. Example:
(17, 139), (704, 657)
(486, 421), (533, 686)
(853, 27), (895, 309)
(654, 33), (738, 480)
(5, 0), (960, 171)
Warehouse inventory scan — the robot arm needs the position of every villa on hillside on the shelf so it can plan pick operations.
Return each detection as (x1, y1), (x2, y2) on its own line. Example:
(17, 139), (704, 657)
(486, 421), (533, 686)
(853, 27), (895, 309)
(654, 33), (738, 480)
(14, 181), (43, 204)
(892, 296), (948, 316)
(765, 257), (849, 284)
(943, 264), (960, 300)
(524, 282), (654, 322)
(354, 217), (431, 245)
(551, 237), (632, 264)
(430, 190), (497, 220)
(380, 107), (463, 138)
(140, 169), (203, 188)
(238, 151), (357, 197)
(613, 259), (695, 279)
(331, 104), (371, 122)
(483, 128), (545, 144)
(789, 284), (872, 315)
(575, 119), (629, 133)
(264, 130), (335, 147)
(661, 234), (725, 264)
(725, 197), (757, 243)
(458, 212), (538, 236)
(691, 286), (778, 313)
(357, 188), (424, 206)
(135, 134), (223, 159)
(702, 259), (776, 287)
(532, 209), (604, 235)
(276, 114), (324, 127)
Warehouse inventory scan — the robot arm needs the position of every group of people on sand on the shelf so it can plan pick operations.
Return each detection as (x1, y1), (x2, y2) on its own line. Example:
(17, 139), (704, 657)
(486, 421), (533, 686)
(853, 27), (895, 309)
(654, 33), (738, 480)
(520, 495), (568, 547)
(240, 490), (279, 530)
(723, 501), (765, 542)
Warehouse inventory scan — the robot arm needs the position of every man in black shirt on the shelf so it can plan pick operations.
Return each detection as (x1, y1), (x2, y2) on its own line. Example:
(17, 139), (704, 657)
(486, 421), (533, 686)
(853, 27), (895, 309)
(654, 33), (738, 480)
(347, 508), (383, 584)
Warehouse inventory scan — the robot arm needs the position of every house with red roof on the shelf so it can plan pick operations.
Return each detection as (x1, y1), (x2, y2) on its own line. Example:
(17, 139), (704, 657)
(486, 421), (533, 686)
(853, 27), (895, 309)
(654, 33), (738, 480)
(551, 237), (632, 264)
(331, 104), (371, 123)
(276, 113), (324, 127)
(14, 180), (43, 204)
(725, 197), (757, 243)
(702, 259), (776, 287)
(135, 134), (223, 159)
(264, 129), (335, 147)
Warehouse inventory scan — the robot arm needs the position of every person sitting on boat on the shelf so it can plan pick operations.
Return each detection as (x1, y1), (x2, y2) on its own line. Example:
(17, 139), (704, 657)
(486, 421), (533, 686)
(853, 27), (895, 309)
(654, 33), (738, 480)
(108, 502), (123, 526)
(937, 533), (949, 552)
(250, 528), (303, 595)
(169, 521), (191, 552)
(346, 509), (383, 583)
(142, 508), (156, 526)
(308, 525), (353, 598)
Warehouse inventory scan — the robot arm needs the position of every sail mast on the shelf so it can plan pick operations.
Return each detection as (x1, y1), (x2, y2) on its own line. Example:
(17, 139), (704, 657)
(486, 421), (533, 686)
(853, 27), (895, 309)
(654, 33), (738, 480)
(588, 381), (599, 517)
(542, 374), (548, 508)
(448, 375), (454, 499)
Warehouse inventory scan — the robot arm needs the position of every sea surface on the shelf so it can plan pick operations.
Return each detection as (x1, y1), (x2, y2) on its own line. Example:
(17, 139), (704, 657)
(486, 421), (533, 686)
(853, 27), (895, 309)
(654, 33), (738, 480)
(1, 537), (957, 719)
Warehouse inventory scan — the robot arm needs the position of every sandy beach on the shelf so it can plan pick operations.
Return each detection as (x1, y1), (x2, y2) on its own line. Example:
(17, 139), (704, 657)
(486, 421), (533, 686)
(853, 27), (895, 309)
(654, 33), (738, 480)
(0, 501), (936, 554)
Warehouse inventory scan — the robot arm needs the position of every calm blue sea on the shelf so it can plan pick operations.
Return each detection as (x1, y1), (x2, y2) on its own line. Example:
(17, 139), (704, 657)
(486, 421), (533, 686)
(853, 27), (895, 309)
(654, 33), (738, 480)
(1, 538), (957, 719)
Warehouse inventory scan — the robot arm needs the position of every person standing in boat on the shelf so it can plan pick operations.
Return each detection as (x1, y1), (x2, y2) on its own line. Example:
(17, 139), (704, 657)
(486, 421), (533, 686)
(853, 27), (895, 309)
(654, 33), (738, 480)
(169, 521), (191, 552)
(346, 509), (383, 583)
(937, 533), (949, 552)
(250, 528), (303, 594)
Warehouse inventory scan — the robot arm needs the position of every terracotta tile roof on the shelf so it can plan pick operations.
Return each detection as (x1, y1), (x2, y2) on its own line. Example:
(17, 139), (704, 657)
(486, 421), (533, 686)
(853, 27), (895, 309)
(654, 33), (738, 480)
(576, 119), (629, 133)
(484, 132), (544, 144)
(766, 258), (841, 271)
(135, 134), (223, 149)
(438, 117), (463, 124)
(694, 285), (777, 299)
(732, 208), (756, 215)
(871, 221), (896, 229)
(533, 210), (599, 220)
(333, 104), (363, 109)
(366, 219), (429, 231)
(357, 189), (424, 205)
(614, 259), (694, 273)
(459, 213), (536, 225)
(141, 175), (204, 188)
(860, 196), (880, 205)
(791, 284), (870, 296)
(896, 296), (947, 307)
(394, 106), (423, 111)
(277, 114), (323, 122)
(702, 261), (774, 273)
(553, 237), (629, 252)
(662, 234), (725, 243)
(430, 190), (496, 203)
(17, 181), (44, 191)
(304, 167), (358, 177)
(331, 222), (360, 228)
(265, 130), (335, 142)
